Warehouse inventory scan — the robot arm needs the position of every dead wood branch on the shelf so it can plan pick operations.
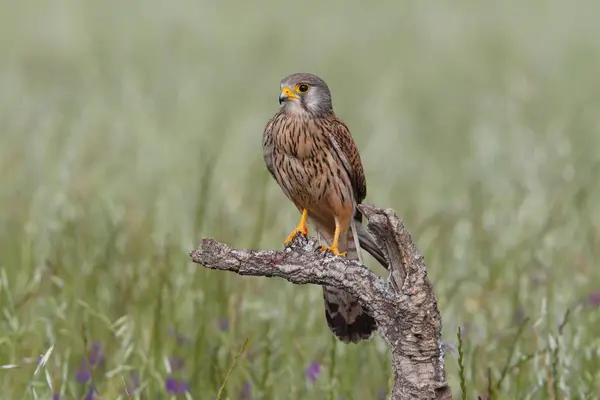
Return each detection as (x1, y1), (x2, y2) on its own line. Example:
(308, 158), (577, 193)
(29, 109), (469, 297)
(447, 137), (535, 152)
(189, 204), (452, 400)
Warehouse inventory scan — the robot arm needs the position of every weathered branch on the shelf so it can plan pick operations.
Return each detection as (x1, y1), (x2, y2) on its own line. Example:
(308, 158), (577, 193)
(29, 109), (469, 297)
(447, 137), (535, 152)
(189, 204), (452, 400)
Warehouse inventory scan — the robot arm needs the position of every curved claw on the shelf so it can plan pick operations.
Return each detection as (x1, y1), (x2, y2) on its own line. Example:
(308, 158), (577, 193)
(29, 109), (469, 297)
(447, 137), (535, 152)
(285, 229), (308, 245)
(318, 245), (346, 257)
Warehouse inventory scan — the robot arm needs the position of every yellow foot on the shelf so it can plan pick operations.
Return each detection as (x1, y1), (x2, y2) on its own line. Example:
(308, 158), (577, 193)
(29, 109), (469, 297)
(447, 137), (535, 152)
(284, 208), (309, 245)
(284, 226), (308, 245)
(318, 245), (346, 257)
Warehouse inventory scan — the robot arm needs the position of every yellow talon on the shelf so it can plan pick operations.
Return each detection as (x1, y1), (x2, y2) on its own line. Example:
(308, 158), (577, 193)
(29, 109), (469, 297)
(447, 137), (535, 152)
(317, 222), (346, 256)
(284, 208), (309, 245)
(319, 244), (346, 257)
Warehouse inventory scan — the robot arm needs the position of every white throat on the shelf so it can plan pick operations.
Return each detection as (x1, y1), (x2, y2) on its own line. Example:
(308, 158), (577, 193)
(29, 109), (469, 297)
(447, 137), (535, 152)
(283, 100), (308, 116)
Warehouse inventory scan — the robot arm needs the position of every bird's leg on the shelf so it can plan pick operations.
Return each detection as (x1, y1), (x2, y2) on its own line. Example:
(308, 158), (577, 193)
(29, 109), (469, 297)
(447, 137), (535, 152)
(319, 221), (346, 257)
(284, 208), (309, 244)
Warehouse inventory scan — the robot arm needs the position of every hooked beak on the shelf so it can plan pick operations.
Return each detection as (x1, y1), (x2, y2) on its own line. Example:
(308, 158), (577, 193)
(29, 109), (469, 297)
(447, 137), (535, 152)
(279, 87), (298, 104)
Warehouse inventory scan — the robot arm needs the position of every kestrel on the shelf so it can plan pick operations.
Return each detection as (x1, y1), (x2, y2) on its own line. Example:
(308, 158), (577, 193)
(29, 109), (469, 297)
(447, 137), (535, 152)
(262, 72), (387, 343)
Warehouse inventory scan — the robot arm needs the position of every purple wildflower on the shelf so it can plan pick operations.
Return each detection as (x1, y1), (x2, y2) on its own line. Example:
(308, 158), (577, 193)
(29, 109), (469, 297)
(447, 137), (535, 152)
(131, 371), (140, 387)
(168, 328), (191, 346)
(217, 317), (230, 331)
(88, 342), (104, 367)
(165, 376), (189, 395)
(245, 349), (257, 363)
(239, 380), (252, 399)
(378, 387), (388, 399)
(305, 361), (321, 383)
(84, 385), (97, 400)
(75, 361), (91, 383)
(75, 341), (105, 383)
(169, 357), (185, 371)
(588, 291), (600, 307)
(52, 394), (60, 400)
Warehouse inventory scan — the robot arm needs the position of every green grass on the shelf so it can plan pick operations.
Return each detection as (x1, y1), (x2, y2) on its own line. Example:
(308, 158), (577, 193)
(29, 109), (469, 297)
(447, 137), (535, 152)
(1, 0), (600, 398)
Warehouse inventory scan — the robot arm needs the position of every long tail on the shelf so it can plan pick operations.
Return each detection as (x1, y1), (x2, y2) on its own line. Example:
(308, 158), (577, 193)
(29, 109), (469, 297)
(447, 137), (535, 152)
(319, 223), (377, 343)
(353, 211), (388, 269)
(355, 220), (388, 269)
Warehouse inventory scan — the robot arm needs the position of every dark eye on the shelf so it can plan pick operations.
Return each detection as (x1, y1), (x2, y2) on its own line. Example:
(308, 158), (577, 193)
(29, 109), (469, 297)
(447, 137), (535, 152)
(297, 84), (310, 93)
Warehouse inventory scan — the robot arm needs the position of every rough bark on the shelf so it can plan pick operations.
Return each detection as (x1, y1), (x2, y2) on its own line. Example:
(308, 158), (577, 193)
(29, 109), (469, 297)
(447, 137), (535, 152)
(189, 204), (452, 400)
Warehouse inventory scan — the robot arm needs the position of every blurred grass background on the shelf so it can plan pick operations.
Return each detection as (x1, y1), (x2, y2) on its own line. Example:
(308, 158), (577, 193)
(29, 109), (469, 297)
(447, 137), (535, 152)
(1, 0), (600, 398)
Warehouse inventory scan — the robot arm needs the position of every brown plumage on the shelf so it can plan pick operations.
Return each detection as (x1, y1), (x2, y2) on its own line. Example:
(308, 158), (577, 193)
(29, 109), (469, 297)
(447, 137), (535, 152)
(262, 72), (387, 343)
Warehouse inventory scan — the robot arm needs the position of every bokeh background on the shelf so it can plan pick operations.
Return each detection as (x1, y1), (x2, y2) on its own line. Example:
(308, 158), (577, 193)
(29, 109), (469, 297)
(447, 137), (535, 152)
(1, 0), (599, 398)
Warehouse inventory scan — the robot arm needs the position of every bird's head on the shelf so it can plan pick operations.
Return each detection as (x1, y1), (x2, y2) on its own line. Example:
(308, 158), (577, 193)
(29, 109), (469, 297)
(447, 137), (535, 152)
(278, 73), (333, 116)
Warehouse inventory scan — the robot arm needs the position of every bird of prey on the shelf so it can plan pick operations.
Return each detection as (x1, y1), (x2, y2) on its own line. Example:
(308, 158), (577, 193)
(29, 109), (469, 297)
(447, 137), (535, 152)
(262, 72), (387, 343)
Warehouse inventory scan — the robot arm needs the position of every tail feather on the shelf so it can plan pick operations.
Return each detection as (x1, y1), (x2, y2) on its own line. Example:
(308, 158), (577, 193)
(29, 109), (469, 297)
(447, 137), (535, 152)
(322, 286), (377, 343)
(354, 219), (388, 269)
(318, 225), (377, 343)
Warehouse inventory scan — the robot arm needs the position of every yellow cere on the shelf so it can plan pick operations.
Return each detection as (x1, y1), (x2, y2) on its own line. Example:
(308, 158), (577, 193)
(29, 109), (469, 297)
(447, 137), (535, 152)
(281, 87), (298, 100)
